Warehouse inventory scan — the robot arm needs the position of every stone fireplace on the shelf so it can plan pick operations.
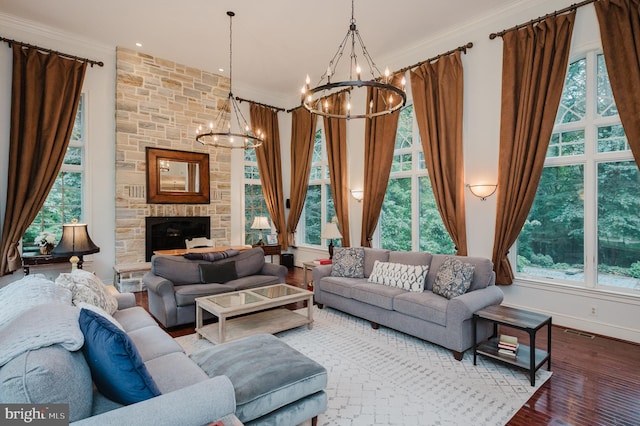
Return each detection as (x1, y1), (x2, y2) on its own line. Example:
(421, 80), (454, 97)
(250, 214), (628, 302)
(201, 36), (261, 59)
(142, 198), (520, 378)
(145, 216), (210, 261)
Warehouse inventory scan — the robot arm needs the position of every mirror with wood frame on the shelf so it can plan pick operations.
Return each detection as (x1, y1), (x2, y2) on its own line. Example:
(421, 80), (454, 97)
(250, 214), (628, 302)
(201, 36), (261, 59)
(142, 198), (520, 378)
(146, 147), (210, 204)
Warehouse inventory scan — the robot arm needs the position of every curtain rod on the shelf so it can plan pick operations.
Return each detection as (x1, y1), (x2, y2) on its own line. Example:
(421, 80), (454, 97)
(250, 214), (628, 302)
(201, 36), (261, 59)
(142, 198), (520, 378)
(0, 36), (104, 67)
(236, 96), (285, 112)
(394, 42), (474, 75)
(489, 0), (597, 40)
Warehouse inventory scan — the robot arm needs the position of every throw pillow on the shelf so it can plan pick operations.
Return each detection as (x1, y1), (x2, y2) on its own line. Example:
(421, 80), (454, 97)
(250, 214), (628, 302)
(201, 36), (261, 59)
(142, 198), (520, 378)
(78, 308), (161, 405)
(56, 269), (118, 315)
(199, 261), (238, 283)
(367, 260), (428, 292)
(331, 247), (365, 278)
(432, 256), (475, 299)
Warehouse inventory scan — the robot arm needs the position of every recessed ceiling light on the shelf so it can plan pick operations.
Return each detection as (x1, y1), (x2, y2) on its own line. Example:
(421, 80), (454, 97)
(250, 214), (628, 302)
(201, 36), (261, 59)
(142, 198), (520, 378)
(218, 68), (224, 72)
(135, 42), (142, 47)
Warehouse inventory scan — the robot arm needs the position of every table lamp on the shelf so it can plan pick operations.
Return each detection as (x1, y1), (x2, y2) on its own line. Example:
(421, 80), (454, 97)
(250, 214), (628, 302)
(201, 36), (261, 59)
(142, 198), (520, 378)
(51, 219), (100, 271)
(321, 221), (342, 259)
(250, 216), (271, 245)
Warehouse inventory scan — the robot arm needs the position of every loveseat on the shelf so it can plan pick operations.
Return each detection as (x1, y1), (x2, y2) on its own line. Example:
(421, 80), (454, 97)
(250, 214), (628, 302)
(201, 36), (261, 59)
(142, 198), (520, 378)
(0, 273), (328, 426)
(312, 248), (504, 360)
(144, 247), (288, 328)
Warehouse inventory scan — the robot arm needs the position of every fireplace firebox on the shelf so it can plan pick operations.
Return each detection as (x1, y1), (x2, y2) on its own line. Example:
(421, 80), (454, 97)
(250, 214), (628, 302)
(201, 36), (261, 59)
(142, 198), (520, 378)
(145, 216), (210, 261)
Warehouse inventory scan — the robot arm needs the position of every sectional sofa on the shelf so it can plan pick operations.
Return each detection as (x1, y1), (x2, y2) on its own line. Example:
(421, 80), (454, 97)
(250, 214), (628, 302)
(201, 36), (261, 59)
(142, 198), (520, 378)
(312, 247), (504, 360)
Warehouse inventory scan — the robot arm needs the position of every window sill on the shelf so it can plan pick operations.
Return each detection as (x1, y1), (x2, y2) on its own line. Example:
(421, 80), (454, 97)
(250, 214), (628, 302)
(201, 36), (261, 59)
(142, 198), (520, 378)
(512, 275), (640, 304)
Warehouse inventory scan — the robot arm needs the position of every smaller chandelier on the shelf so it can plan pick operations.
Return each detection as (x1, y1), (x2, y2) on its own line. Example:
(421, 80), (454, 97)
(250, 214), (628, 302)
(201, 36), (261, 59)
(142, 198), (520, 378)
(196, 11), (264, 149)
(301, 0), (406, 119)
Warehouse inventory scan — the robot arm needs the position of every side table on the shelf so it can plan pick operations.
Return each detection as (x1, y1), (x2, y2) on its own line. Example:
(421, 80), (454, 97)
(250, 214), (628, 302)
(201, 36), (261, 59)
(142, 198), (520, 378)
(253, 244), (281, 263)
(473, 305), (551, 386)
(302, 261), (317, 290)
(22, 253), (73, 275)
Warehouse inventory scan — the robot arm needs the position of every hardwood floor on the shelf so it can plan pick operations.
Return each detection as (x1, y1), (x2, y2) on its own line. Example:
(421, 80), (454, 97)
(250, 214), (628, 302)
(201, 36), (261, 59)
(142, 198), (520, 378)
(136, 266), (640, 425)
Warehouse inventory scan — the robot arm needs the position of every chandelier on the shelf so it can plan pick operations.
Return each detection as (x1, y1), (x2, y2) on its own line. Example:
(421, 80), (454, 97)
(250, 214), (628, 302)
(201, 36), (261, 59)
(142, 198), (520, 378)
(196, 11), (264, 149)
(300, 0), (406, 119)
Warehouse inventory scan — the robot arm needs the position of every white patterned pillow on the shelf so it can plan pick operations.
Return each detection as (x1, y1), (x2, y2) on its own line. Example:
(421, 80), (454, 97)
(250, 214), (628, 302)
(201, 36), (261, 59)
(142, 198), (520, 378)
(368, 261), (428, 292)
(432, 256), (475, 299)
(331, 247), (365, 278)
(56, 270), (118, 315)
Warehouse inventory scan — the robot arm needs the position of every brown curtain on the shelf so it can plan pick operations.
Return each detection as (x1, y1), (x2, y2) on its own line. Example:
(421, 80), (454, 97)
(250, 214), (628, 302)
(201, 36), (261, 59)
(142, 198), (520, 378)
(286, 108), (317, 246)
(250, 104), (287, 249)
(595, 0), (640, 165)
(323, 92), (350, 247)
(1, 46), (87, 276)
(410, 51), (468, 255)
(491, 12), (575, 285)
(360, 74), (404, 247)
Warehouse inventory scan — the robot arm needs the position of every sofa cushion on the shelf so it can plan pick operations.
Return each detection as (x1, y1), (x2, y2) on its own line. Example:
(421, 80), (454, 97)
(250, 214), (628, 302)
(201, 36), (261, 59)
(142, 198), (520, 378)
(367, 260), (428, 292)
(190, 334), (327, 424)
(223, 275), (282, 291)
(152, 255), (206, 285)
(351, 282), (405, 310)
(331, 247), (365, 278)
(113, 306), (159, 332)
(0, 345), (93, 422)
(0, 274), (71, 327)
(174, 283), (235, 307)
(126, 326), (184, 362)
(79, 308), (161, 405)
(143, 352), (208, 394)
(199, 261), (238, 283)
(318, 276), (363, 298)
(388, 251), (432, 267)
(432, 256), (475, 299)
(363, 248), (390, 277)
(56, 269), (118, 314)
(227, 247), (266, 278)
(393, 291), (449, 326)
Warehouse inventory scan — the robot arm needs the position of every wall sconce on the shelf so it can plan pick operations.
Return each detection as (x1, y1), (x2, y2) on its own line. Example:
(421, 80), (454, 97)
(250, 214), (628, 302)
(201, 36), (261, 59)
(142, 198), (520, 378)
(351, 189), (364, 202)
(466, 184), (497, 200)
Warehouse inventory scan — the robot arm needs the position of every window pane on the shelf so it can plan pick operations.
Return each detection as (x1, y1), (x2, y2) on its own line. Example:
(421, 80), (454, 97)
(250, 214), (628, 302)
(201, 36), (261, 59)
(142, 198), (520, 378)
(597, 161), (640, 288)
(63, 146), (83, 166)
(418, 176), (455, 254)
(325, 185), (340, 248)
(312, 130), (323, 163)
(391, 153), (412, 172)
(597, 124), (628, 153)
(517, 165), (584, 281)
(395, 105), (413, 150)
(304, 184), (321, 245)
(244, 184), (270, 245)
(548, 130), (585, 158)
(418, 151), (426, 170)
(309, 165), (322, 181)
(244, 164), (259, 180)
(555, 58), (586, 124)
(597, 54), (618, 117)
(381, 178), (412, 251)
(71, 95), (84, 142)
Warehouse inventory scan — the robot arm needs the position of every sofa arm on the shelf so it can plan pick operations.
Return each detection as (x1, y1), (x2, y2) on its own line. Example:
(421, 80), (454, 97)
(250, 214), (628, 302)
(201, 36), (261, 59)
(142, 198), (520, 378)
(260, 263), (288, 282)
(311, 264), (332, 284)
(447, 285), (504, 322)
(143, 272), (176, 297)
(71, 376), (236, 426)
(114, 292), (136, 310)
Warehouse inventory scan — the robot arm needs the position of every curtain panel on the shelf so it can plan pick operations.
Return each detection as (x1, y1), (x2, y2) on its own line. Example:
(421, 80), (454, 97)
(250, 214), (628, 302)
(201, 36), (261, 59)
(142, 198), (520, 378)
(360, 74), (404, 247)
(323, 92), (351, 247)
(491, 12), (575, 285)
(286, 108), (317, 246)
(1, 46), (87, 276)
(410, 51), (468, 255)
(594, 0), (640, 165)
(250, 104), (288, 249)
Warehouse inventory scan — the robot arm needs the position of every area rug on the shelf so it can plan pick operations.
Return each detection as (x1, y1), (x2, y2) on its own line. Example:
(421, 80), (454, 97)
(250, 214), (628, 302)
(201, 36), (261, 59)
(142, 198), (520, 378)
(175, 306), (551, 426)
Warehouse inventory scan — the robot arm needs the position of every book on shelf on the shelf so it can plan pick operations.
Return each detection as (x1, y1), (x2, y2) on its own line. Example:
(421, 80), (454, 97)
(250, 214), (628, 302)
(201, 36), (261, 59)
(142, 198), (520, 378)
(498, 348), (517, 357)
(498, 334), (519, 355)
(314, 259), (332, 265)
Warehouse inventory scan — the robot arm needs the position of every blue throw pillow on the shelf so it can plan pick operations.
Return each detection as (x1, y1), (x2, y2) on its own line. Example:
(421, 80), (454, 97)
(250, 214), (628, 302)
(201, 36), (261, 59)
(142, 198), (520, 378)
(78, 308), (161, 405)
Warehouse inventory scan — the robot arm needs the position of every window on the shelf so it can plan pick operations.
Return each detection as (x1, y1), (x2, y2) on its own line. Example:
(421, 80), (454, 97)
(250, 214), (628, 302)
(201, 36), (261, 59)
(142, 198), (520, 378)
(243, 148), (271, 245)
(299, 126), (338, 247)
(378, 105), (455, 254)
(23, 95), (86, 253)
(516, 51), (640, 292)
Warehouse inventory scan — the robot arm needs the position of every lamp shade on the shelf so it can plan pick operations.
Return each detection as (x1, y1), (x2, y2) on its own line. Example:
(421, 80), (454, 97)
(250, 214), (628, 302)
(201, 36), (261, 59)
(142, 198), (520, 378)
(51, 222), (100, 256)
(250, 216), (271, 230)
(321, 222), (342, 240)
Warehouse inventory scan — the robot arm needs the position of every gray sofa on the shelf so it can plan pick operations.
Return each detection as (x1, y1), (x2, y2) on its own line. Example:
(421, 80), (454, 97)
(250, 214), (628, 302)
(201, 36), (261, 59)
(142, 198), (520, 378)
(144, 247), (287, 328)
(312, 248), (504, 360)
(0, 276), (327, 426)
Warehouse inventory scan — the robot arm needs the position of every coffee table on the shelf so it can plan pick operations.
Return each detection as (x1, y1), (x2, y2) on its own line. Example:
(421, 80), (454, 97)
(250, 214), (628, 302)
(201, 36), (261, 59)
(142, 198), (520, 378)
(195, 284), (314, 344)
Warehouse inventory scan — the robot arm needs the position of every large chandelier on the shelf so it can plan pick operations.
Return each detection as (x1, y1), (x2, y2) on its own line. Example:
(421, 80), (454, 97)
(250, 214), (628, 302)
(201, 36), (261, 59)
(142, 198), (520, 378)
(300, 0), (406, 119)
(196, 11), (264, 149)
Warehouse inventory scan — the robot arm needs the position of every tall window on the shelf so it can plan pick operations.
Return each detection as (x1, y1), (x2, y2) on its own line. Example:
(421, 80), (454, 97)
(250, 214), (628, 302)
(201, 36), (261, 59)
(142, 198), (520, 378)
(299, 127), (337, 247)
(379, 105), (455, 254)
(516, 51), (640, 292)
(23, 95), (86, 253)
(243, 148), (271, 245)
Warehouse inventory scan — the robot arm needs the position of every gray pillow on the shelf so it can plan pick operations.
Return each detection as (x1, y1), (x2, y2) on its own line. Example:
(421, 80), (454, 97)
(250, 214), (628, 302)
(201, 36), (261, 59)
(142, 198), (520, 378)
(432, 256), (475, 299)
(199, 261), (238, 283)
(331, 247), (365, 278)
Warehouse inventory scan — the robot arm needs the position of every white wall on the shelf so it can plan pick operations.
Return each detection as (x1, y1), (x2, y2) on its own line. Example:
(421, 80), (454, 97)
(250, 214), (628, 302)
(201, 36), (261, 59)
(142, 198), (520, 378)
(0, 13), (116, 287)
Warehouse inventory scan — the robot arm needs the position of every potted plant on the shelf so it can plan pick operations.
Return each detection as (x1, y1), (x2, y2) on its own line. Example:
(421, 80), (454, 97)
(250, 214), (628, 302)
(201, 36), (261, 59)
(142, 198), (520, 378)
(35, 231), (57, 255)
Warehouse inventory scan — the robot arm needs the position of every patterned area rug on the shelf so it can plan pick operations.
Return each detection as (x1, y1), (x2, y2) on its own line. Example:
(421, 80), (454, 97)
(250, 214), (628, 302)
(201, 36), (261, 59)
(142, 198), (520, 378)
(175, 306), (551, 426)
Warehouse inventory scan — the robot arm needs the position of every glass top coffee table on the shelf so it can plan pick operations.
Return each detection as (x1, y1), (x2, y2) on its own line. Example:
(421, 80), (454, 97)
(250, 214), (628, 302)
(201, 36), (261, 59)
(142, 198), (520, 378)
(195, 283), (314, 344)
